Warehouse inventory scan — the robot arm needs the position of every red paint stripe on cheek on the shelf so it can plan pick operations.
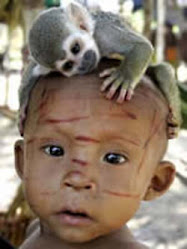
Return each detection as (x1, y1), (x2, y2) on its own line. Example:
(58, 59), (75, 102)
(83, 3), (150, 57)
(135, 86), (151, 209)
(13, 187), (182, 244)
(72, 159), (88, 167)
(103, 190), (140, 199)
(40, 191), (57, 196)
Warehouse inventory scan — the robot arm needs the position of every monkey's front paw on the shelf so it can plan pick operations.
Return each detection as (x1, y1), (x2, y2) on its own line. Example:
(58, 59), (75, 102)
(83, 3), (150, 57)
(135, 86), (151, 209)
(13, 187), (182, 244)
(167, 109), (180, 139)
(100, 68), (134, 103)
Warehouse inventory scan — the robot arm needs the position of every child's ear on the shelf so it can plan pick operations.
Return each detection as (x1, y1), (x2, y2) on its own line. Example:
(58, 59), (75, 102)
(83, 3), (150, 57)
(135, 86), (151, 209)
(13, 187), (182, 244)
(66, 2), (95, 35)
(14, 139), (24, 179)
(143, 161), (176, 201)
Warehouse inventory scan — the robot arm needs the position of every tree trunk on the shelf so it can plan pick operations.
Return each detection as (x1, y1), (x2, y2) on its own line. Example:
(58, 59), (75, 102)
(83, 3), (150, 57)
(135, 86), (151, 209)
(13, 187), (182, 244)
(143, 0), (153, 40)
(156, 0), (166, 62)
(22, 0), (44, 43)
(22, 0), (44, 9)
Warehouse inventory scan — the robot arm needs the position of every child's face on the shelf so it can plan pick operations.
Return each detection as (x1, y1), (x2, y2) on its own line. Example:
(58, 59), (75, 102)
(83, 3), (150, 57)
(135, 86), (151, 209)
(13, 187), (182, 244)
(15, 75), (175, 243)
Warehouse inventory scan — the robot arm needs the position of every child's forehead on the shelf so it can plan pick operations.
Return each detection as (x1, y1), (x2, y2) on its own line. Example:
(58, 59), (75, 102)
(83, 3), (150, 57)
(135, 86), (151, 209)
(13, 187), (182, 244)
(25, 74), (168, 142)
(34, 74), (165, 107)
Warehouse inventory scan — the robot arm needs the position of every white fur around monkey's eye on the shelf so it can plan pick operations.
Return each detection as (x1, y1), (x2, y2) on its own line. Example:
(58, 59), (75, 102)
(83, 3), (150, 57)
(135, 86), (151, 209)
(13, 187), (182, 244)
(71, 43), (81, 55)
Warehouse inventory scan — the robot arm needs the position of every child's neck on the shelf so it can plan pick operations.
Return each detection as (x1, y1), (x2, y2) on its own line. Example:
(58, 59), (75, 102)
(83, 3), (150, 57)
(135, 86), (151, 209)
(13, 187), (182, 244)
(45, 226), (135, 249)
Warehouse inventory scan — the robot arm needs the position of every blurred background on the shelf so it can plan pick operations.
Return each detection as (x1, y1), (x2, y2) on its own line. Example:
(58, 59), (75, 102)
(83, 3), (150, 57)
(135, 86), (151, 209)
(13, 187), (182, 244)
(0, 0), (187, 248)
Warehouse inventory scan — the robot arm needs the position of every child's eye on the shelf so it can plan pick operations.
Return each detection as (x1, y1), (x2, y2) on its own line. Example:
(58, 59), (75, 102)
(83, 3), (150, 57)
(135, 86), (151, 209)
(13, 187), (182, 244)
(43, 145), (64, 157)
(103, 152), (127, 165)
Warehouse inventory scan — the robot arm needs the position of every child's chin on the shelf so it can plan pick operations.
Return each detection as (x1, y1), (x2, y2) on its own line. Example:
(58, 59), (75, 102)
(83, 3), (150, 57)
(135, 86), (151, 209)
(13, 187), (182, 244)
(58, 229), (102, 244)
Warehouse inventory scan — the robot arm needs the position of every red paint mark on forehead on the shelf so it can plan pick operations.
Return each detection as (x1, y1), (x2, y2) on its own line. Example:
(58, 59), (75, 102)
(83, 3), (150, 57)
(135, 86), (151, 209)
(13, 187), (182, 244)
(126, 111), (137, 120)
(75, 136), (100, 143)
(138, 111), (158, 173)
(138, 147), (147, 173)
(138, 111), (165, 173)
(143, 110), (157, 149)
(110, 112), (137, 120)
(37, 88), (50, 114)
(72, 159), (88, 167)
(144, 110), (164, 149)
(43, 116), (89, 124)
(103, 190), (140, 199)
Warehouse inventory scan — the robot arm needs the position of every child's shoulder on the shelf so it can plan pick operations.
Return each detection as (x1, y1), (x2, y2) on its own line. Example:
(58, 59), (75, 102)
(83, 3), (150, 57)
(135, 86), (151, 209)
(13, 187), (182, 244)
(126, 241), (149, 249)
(104, 239), (149, 249)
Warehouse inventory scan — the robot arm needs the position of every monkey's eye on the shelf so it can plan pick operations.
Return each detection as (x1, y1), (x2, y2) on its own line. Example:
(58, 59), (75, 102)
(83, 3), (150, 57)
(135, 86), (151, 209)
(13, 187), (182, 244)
(43, 145), (64, 157)
(63, 61), (74, 71)
(71, 43), (81, 55)
(103, 152), (127, 165)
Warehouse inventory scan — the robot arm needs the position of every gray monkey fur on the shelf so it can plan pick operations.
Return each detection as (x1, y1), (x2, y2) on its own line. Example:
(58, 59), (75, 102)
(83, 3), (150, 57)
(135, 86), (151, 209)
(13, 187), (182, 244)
(19, 3), (181, 138)
(28, 8), (68, 68)
(20, 4), (153, 106)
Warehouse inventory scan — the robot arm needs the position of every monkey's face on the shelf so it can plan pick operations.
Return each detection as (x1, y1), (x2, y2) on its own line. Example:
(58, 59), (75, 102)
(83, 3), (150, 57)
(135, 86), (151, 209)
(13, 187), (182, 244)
(55, 32), (100, 77)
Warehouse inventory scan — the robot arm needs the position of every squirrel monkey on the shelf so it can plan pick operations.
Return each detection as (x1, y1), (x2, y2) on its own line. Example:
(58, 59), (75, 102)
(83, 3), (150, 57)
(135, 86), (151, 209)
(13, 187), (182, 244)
(19, 2), (181, 138)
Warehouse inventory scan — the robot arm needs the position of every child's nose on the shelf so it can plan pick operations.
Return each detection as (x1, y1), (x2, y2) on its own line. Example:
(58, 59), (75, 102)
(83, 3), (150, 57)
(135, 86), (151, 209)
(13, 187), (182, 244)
(63, 171), (96, 191)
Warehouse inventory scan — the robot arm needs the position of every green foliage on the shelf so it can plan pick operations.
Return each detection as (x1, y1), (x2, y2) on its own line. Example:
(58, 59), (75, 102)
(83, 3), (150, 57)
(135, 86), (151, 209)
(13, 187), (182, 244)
(44, 0), (60, 7)
(0, 0), (22, 30)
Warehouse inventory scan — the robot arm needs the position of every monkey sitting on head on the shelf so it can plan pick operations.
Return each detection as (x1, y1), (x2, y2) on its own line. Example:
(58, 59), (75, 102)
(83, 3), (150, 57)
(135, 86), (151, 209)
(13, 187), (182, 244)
(19, 1), (181, 138)
(26, 1), (154, 101)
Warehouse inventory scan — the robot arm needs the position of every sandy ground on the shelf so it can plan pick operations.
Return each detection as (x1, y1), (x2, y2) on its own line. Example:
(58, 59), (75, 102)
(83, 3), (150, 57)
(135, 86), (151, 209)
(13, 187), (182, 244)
(0, 72), (186, 248)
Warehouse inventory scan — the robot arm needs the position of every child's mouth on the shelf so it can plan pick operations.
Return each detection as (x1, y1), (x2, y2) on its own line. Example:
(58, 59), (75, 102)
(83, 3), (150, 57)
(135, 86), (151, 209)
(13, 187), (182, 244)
(57, 209), (93, 226)
(63, 210), (88, 217)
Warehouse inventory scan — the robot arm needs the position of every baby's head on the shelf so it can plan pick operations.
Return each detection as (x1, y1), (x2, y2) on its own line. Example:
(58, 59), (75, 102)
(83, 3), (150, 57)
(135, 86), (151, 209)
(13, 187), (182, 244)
(15, 61), (175, 243)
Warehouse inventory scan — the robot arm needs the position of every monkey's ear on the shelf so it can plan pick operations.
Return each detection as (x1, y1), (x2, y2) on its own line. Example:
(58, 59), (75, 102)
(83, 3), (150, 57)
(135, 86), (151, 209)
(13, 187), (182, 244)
(66, 2), (95, 35)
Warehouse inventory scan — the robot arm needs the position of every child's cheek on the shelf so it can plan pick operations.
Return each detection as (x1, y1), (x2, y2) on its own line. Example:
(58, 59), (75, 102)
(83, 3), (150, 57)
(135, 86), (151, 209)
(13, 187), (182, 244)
(23, 149), (61, 214)
(23, 173), (57, 217)
(99, 163), (139, 196)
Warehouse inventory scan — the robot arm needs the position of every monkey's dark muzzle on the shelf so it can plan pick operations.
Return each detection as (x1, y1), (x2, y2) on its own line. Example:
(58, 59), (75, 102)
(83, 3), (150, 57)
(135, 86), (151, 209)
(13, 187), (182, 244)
(78, 50), (97, 74)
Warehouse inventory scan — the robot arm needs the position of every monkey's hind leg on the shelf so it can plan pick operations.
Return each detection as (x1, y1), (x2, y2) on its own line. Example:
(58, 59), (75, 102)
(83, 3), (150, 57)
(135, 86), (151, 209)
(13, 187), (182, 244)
(146, 62), (182, 139)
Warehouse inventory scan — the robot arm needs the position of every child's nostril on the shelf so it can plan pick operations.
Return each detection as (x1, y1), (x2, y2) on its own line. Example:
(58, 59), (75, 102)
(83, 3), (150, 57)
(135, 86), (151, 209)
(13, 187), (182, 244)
(65, 182), (72, 187)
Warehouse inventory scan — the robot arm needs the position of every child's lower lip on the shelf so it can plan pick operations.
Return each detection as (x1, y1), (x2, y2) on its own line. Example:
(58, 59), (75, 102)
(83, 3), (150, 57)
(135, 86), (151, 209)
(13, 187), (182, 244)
(57, 213), (93, 226)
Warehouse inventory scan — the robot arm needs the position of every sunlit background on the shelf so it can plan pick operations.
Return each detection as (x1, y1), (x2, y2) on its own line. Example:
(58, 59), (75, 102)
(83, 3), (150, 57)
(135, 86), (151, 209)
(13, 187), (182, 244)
(0, 0), (187, 248)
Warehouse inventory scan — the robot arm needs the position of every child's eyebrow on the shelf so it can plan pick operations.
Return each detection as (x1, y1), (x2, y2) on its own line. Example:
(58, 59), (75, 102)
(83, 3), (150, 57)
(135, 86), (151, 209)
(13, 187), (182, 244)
(103, 135), (142, 147)
(74, 135), (142, 147)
